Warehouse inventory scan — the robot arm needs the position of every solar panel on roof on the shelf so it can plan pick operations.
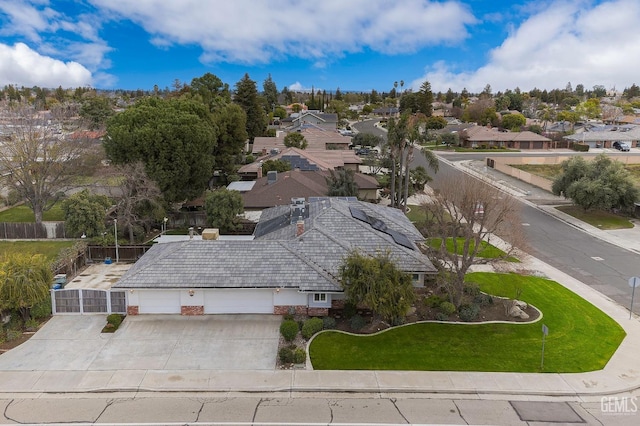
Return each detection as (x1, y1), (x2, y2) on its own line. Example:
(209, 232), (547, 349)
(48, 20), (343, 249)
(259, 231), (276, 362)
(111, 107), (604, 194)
(388, 229), (415, 250)
(370, 218), (387, 232)
(349, 207), (369, 223)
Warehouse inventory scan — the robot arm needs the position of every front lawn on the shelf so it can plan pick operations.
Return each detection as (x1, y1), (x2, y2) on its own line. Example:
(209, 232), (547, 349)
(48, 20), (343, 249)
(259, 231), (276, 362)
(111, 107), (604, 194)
(556, 205), (633, 230)
(427, 237), (519, 262)
(0, 204), (65, 222)
(309, 272), (625, 372)
(0, 241), (75, 260)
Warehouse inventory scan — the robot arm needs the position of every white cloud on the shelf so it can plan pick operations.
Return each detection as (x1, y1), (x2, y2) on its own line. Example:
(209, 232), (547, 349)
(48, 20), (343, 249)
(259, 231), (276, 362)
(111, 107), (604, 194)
(413, 0), (640, 93)
(288, 82), (320, 93)
(89, 0), (476, 64)
(0, 42), (92, 87)
(0, 1), (113, 86)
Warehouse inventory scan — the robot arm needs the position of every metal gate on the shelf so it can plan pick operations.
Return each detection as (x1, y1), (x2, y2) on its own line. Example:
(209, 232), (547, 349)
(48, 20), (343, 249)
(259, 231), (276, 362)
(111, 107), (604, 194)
(51, 289), (126, 314)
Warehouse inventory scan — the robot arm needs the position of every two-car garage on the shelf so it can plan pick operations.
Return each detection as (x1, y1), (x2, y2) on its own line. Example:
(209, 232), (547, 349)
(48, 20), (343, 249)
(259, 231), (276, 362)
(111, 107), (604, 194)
(134, 289), (275, 315)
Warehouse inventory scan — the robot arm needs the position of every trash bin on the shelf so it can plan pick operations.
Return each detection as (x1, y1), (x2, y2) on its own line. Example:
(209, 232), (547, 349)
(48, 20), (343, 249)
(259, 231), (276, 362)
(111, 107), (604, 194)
(595, 143), (602, 148)
(104, 257), (112, 264)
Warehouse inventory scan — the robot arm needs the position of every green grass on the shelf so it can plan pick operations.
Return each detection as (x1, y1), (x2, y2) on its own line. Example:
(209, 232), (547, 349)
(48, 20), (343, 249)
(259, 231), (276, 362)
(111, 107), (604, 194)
(405, 205), (428, 224)
(556, 205), (634, 230)
(0, 241), (75, 260)
(509, 164), (562, 180)
(428, 237), (519, 262)
(0, 204), (65, 222)
(309, 272), (625, 372)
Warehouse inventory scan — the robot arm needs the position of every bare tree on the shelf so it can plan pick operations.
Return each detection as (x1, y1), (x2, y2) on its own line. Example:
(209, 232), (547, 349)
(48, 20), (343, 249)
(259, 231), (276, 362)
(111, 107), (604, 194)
(421, 175), (526, 307)
(0, 103), (101, 223)
(112, 162), (164, 243)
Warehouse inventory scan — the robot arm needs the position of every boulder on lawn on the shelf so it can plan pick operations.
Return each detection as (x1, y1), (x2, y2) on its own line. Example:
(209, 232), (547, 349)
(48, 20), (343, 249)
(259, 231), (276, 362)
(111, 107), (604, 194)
(508, 305), (530, 319)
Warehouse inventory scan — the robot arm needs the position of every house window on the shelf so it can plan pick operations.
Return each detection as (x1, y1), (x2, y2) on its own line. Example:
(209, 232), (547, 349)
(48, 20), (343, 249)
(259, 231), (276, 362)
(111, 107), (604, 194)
(412, 274), (420, 282)
(314, 293), (327, 302)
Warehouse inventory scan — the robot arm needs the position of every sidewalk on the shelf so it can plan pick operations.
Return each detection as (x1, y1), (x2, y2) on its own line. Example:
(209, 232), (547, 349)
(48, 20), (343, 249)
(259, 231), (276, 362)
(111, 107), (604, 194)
(2, 159), (640, 397)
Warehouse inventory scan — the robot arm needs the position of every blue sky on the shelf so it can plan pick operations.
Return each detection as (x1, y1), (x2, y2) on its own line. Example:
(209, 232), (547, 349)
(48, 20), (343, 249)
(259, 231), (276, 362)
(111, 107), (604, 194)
(0, 0), (638, 94)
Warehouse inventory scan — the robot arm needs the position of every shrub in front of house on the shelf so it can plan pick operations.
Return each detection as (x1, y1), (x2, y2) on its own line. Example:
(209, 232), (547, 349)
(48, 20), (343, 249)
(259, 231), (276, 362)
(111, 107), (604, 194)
(279, 346), (295, 363)
(435, 312), (449, 321)
(349, 314), (366, 331)
(322, 316), (336, 330)
(425, 294), (444, 308)
(302, 317), (323, 339)
(293, 348), (307, 364)
(102, 314), (125, 333)
(458, 304), (480, 322)
(439, 301), (456, 316)
(280, 319), (299, 342)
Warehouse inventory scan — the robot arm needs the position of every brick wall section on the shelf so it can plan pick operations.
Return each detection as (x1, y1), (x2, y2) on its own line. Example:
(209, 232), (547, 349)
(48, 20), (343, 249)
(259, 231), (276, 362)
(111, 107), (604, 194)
(181, 306), (204, 315)
(127, 306), (139, 316)
(274, 305), (309, 315)
(307, 307), (329, 316)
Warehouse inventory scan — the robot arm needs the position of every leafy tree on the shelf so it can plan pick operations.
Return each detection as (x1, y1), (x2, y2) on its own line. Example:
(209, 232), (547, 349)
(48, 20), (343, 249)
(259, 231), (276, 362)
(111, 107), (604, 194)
(556, 110), (580, 131)
(399, 81), (433, 115)
(61, 190), (111, 238)
(576, 98), (601, 120)
(425, 116), (447, 129)
(438, 132), (459, 147)
(0, 253), (53, 321)
(105, 97), (217, 204)
(501, 113), (526, 130)
(79, 96), (114, 130)
(422, 175), (524, 307)
(273, 106), (287, 120)
(284, 132), (308, 149)
(212, 103), (248, 180)
(190, 72), (230, 112)
(234, 73), (266, 141)
(325, 99), (348, 119)
(204, 188), (243, 233)
(339, 250), (415, 324)
(262, 159), (291, 175)
(352, 132), (383, 148)
(410, 166), (431, 192)
(0, 103), (101, 223)
(552, 155), (639, 212)
(326, 169), (358, 197)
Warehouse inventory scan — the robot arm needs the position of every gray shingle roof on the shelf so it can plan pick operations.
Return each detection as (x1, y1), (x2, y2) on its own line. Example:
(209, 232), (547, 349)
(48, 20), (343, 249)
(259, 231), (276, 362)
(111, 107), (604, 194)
(114, 198), (435, 292)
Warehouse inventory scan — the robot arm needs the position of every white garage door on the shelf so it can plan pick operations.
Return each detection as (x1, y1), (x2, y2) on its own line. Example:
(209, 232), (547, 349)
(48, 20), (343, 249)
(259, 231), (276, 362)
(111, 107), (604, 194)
(204, 289), (274, 314)
(138, 290), (181, 314)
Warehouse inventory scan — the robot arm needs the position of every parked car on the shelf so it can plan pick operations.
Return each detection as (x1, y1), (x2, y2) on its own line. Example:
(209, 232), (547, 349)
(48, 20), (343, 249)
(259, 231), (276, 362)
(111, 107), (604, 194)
(613, 141), (630, 151)
(355, 148), (370, 156)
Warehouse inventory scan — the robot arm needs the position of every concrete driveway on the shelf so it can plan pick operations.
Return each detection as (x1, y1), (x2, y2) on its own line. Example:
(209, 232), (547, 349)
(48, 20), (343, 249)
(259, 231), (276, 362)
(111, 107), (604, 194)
(0, 314), (281, 371)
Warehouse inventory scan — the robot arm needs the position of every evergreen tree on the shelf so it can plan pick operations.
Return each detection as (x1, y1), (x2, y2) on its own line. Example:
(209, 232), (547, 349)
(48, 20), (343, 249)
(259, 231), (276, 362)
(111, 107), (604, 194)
(262, 73), (279, 109)
(234, 73), (266, 142)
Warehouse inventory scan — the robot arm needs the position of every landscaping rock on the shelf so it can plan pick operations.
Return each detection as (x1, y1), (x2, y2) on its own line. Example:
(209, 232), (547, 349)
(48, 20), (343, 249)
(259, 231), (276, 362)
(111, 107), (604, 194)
(514, 300), (528, 309)
(508, 305), (530, 319)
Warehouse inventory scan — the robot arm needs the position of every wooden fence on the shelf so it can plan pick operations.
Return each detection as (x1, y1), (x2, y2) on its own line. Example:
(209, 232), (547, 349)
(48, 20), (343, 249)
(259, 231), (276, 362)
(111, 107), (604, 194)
(0, 221), (66, 239)
(85, 245), (152, 262)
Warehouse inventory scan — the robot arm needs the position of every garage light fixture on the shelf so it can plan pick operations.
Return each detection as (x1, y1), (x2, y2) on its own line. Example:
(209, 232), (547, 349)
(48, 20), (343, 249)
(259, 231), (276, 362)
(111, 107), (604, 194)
(188, 289), (195, 297)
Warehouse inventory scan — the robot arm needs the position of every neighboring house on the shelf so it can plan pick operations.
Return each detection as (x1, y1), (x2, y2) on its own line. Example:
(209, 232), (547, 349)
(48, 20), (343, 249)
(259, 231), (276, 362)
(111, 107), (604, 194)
(372, 107), (399, 117)
(241, 169), (379, 211)
(238, 147), (362, 180)
(460, 126), (553, 149)
(288, 110), (338, 131)
(113, 197), (436, 316)
(252, 127), (351, 154)
(564, 124), (640, 148)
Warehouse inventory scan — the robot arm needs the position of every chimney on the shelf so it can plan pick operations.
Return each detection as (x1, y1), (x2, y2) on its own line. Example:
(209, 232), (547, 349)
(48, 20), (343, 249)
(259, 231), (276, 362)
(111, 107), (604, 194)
(267, 170), (277, 184)
(262, 148), (267, 156)
(202, 228), (219, 240)
(188, 227), (194, 239)
(296, 220), (305, 237)
(257, 165), (263, 179)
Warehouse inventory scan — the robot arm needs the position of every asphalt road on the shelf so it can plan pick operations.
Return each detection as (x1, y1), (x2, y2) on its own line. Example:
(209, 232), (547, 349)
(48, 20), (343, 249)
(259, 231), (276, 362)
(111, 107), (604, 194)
(353, 119), (640, 311)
